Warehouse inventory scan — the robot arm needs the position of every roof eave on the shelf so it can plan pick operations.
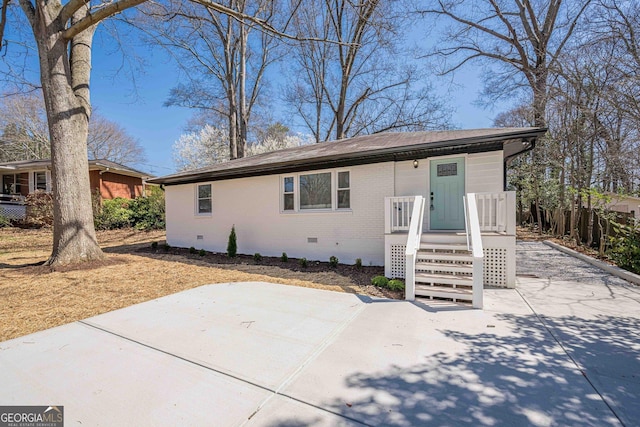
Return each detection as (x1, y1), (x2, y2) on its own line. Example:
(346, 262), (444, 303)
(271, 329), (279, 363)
(151, 128), (548, 186)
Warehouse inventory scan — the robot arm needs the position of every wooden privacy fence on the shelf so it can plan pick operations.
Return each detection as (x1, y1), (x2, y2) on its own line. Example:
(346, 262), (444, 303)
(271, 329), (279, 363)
(523, 206), (635, 246)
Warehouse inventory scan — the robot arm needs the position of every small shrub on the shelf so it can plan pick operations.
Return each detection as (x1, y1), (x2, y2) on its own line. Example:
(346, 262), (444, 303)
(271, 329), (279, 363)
(151, 241), (158, 250)
(371, 275), (389, 287)
(329, 256), (339, 268)
(24, 191), (54, 227)
(608, 221), (640, 274)
(189, 246), (197, 254)
(199, 249), (206, 256)
(128, 187), (166, 230)
(163, 243), (171, 252)
(227, 225), (237, 257)
(299, 257), (308, 268)
(254, 253), (263, 262)
(355, 258), (362, 270)
(95, 197), (132, 230)
(281, 252), (288, 262)
(388, 279), (405, 292)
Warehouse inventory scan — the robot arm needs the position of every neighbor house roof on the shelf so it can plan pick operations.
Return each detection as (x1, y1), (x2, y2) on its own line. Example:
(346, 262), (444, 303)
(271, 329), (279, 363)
(0, 159), (153, 179)
(150, 127), (546, 186)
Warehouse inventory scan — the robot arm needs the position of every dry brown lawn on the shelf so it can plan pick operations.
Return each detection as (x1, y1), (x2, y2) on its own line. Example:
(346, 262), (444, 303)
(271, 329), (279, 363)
(0, 227), (391, 342)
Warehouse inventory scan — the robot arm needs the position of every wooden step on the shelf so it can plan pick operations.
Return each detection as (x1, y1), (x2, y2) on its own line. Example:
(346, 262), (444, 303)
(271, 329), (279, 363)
(415, 261), (473, 274)
(419, 242), (469, 251)
(415, 284), (473, 301)
(416, 251), (473, 263)
(415, 272), (473, 286)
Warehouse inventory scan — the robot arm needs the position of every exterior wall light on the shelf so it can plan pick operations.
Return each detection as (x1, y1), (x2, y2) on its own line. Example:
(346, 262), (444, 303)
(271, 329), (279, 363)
(413, 159), (419, 169)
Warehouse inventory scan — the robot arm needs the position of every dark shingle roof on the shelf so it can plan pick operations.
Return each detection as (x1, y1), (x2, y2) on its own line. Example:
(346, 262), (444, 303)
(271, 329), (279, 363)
(150, 128), (546, 185)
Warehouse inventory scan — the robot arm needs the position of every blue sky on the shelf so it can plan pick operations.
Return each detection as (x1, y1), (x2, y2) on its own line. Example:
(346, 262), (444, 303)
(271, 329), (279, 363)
(75, 21), (506, 176)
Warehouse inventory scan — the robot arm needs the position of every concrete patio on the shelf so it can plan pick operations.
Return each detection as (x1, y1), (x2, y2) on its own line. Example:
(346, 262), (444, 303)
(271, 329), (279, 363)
(0, 242), (638, 426)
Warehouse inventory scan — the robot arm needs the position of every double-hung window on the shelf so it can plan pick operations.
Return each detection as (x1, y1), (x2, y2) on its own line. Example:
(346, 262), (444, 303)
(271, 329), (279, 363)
(34, 172), (47, 191)
(197, 184), (212, 215)
(282, 170), (350, 212)
(283, 177), (294, 211)
(337, 171), (350, 209)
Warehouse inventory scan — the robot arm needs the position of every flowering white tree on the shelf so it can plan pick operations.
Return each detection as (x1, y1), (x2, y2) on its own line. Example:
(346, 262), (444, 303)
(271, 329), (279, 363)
(173, 122), (311, 171)
(172, 125), (230, 171)
(247, 133), (311, 156)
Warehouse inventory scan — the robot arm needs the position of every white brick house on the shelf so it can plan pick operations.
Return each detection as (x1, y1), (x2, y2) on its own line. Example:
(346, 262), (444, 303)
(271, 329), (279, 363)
(150, 128), (546, 306)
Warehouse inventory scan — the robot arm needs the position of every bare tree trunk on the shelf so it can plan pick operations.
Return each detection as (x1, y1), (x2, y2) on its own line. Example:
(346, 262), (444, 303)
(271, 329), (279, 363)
(32, 5), (103, 265)
(238, 16), (247, 158)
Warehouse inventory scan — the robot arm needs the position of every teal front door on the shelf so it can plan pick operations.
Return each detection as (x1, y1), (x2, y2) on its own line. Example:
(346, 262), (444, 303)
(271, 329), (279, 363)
(430, 157), (465, 230)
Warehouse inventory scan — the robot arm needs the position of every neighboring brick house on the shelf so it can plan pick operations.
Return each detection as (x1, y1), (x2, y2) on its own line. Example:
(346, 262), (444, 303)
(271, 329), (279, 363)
(0, 159), (154, 219)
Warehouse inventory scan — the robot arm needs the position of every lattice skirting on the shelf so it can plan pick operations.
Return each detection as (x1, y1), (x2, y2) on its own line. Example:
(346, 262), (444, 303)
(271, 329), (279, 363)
(390, 244), (406, 279)
(484, 247), (507, 287)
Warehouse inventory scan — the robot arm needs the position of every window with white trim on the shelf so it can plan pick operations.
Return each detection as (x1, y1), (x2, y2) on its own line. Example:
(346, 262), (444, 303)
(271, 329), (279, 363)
(283, 176), (294, 211)
(281, 169), (351, 212)
(197, 184), (212, 214)
(2, 174), (21, 194)
(337, 171), (350, 209)
(34, 171), (47, 191)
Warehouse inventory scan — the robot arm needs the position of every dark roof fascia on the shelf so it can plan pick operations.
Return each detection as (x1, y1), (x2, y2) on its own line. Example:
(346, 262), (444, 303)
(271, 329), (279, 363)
(153, 128), (546, 186)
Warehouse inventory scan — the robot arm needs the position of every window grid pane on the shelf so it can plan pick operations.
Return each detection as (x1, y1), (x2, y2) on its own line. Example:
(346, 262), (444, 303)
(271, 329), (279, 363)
(197, 184), (212, 214)
(337, 190), (350, 209)
(338, 171), (350, 189)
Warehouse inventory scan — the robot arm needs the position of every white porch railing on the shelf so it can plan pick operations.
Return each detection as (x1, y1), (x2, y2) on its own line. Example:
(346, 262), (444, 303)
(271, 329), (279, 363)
(473, 191), (516, 235)
(404, 196), (425, 301)
(384, 196), (415, 233)
(465, 193), (484, 309)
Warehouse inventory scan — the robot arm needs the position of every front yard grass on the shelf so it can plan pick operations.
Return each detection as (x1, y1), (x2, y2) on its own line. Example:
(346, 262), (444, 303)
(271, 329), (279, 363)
(0, 227), (391, 341)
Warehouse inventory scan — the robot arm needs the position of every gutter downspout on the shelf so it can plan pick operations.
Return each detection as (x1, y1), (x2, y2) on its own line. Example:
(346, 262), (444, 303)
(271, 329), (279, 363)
(503, 138), (536, 191)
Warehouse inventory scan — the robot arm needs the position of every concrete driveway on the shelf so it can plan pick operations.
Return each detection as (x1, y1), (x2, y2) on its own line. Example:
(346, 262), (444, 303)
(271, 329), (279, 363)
(1, 242), (638, 426)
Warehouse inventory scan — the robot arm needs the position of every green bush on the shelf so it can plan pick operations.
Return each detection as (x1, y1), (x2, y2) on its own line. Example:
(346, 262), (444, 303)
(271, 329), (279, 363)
(163, 243), (171, 252)
(299, 257), (308, 268)
(151, 241), (158, 250)
(371, 275), (389, 287)
(94, 188), (165, 231)
(254, 253), (263, 262)
(199, 249), (206, 257)
(388, 279), (405, 291)
(281, 252), (288, 262)
(189, 246), (197, 254)
(95, 197), (132, 230)
(355, 258), (362, 270)
(227, 225), (237, 257)
(329, 256), (338, 268)
(608, 221), (640, 274)
(128, 187), (165, 230)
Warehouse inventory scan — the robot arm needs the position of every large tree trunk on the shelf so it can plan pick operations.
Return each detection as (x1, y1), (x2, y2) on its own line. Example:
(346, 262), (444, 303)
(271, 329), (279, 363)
(34, 6), (104, 266)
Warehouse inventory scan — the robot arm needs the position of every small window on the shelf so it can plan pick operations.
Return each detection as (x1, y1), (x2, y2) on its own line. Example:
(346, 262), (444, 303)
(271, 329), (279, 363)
(34, 172), (47, 191)
(283, 177), (294, 211)
(300, 172), (331, 210)
(437, 163), (458, 177)
(337, 171), (350, 209)
(197, 184), (212, 214)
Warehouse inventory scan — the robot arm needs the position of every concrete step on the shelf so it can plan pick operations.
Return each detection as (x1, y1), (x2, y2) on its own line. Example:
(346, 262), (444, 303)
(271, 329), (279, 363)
(415, 284), (473, 301)
(415, 261), (473, 274)
(415, 272), (473, 286)
(416, 251), (473, 263)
